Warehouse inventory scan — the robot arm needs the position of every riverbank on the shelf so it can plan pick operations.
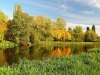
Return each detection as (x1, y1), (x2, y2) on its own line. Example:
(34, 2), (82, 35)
(0, 41), (99, 48)
(39, 41), (100, 46)
(0, 47), (100, 75)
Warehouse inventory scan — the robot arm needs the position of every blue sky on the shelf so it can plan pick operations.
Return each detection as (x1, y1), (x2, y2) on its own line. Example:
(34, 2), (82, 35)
(0, 0), (100, 35)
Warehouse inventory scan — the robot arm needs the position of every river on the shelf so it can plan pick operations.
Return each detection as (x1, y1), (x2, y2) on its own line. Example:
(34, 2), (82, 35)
(0, 44), (99, 67)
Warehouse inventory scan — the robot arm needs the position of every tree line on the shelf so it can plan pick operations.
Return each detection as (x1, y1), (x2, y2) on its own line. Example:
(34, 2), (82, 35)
(0, 4), (100, 46)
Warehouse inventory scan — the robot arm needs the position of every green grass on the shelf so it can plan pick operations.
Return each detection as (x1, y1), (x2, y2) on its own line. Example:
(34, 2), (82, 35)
(88, 47), (100, 52)
(0, 47), (100, 75)
(39, 41), (99, 46)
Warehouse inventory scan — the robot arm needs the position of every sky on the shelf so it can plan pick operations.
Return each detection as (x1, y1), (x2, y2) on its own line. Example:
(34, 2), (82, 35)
(0, 0), (100, 35)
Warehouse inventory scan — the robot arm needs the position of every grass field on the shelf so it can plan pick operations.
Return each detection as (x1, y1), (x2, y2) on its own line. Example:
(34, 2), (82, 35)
(0, 47), (100, 75)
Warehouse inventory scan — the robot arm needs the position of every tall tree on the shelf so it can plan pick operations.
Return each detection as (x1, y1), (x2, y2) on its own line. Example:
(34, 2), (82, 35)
(11, 4), (34, 44)
(12, 4), (23, 43)
(86, 26), (90, 31)
(56, 18), (66, 30)
(92, 24), (96, 33)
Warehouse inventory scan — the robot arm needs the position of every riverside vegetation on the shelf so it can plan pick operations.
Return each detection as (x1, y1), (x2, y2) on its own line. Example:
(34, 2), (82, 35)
(0, 47), (100, 75)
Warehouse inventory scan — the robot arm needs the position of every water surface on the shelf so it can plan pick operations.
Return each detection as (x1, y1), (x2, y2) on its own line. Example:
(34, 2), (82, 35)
(0, 44), (99, 67)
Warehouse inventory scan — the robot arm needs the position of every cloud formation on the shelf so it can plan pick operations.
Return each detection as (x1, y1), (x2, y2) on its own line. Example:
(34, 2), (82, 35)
(80, 11), (94, 14)
(76, 0), (100, 8)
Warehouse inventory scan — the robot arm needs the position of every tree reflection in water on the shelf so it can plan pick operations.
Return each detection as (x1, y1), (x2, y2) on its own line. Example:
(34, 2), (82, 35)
(0, 44), (99, 67)
(51, 47), (71, 57)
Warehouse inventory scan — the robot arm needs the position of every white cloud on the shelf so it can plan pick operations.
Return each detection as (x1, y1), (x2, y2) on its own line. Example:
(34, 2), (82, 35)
(76, 0), (100, 9)
(61, 5), (67, 9)
(80, 11), (94, 14)
(67, 23), (89, 30)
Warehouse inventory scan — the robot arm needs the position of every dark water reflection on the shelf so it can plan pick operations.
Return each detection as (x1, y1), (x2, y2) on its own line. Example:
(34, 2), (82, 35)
(0, 44), (99, 67)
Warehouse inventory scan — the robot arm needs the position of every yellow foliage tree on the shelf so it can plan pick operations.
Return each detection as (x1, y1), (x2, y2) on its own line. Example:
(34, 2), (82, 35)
(65, 31), (71, 41)
(0, 23), (7, 41)
(0, 10), (8, 24)
(53, 29), (71, 41)
(53, 29), (65, 41)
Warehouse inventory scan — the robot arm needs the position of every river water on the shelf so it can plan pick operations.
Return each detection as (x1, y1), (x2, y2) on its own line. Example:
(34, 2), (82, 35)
(0, 44), (99, 67)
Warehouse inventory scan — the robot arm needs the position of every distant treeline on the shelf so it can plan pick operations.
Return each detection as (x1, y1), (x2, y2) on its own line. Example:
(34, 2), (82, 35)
(0, 4), (100, 46)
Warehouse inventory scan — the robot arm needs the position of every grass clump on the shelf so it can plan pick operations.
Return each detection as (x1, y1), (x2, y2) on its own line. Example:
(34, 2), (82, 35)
(0, 47), (100, 75)
(88, 47), (100, 52)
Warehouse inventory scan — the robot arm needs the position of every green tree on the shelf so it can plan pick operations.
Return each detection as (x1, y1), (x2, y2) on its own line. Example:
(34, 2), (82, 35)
(84, 30), (98, 42)
(77, 32), (85, 42)
(20, 13), (34, 43)
(86, 26), (90, 31)
(68, 27), (74, 41)
(10, 4), (34, 45)
(5, 20), (15, 42)
(73, 26), (83, 33)
(56, 18), (66, 30)
(92, 24), (96, 33)
(12, 4), (23, 43)
(33, 16), (56, 42)
(73, 26), (84, 42)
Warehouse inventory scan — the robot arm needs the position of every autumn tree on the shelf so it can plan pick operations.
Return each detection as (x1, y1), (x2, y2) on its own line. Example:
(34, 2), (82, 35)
(53, 29), (71, 41)
(0, 11), (8, 41)
(65, 31), (71, 41)
(0, 10), (8, 24)
(0, 23), (7, 41)
(52, 29), (65, 41)
(56, 18), (66, 30)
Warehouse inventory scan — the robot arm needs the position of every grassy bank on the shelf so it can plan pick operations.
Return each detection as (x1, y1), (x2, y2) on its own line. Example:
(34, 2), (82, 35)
(0, 41), (18, 48)
(0, 47), (100, 75)
(39, 41), (99, 46)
